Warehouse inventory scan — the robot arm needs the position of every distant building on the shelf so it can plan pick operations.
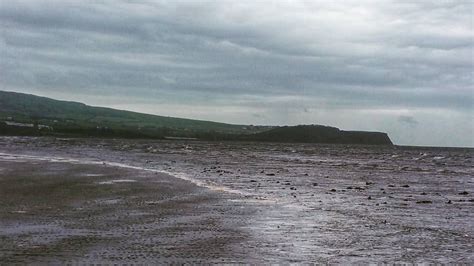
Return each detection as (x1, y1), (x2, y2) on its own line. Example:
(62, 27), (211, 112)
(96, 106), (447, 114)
(38, 124), (53, 130)
(5, 121), (34, 128)
(4, 121), (52, 130)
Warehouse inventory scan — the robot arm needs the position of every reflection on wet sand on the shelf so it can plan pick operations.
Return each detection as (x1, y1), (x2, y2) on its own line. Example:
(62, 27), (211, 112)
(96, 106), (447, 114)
(0, 137), (472, 263)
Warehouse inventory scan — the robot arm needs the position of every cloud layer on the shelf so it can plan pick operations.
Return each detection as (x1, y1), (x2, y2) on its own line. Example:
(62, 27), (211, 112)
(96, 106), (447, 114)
(1, 0), (473, 146)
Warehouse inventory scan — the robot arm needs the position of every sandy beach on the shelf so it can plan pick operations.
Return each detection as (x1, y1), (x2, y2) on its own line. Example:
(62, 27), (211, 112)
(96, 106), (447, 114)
(0, 160), (260, 264)
(0, 137), (473, 263)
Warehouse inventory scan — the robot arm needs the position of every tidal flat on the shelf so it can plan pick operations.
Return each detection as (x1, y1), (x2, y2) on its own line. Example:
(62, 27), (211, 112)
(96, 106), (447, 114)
(0, 160), (259, 264)
(0, 137), (473, 263)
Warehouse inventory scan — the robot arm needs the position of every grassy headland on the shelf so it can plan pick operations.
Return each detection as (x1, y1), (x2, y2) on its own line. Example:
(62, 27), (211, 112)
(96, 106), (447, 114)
(0, 90), (392, 145)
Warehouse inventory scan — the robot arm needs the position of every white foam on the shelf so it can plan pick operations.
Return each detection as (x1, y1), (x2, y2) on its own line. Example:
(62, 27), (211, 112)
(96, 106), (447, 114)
(84, 173), (104, 177)
(98, 179), (137, 185)
(0, 152), (250, 196)
(160, 170), (251, 196)
(229, 198), (277, 204)
(11, 210), (27, 214)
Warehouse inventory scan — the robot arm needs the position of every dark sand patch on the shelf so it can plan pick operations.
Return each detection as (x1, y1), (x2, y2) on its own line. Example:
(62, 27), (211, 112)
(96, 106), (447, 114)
(0, 160), (258, 264)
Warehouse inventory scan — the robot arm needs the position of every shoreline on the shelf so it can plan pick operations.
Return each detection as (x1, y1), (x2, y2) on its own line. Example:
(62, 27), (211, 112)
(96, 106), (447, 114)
(1, 137), (472, 263)
(0, 152), (251, 197)
(0, 159), (261, 264)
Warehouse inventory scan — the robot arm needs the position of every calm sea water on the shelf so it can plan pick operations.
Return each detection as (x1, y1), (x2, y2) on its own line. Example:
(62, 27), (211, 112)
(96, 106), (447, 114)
(1, 137), (472, 263)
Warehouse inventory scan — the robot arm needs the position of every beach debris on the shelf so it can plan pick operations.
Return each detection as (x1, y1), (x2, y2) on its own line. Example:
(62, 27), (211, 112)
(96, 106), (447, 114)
(416, 200), (433, 204)
(145, 201), (162, 205)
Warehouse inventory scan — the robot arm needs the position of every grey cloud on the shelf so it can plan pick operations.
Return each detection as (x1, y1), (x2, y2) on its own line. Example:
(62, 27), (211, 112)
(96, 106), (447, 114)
(398, 115), (419, 126)
(0, 0), (472, 146)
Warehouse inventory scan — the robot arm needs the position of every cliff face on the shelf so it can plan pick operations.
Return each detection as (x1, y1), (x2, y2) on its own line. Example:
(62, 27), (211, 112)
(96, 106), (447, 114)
(245, 125), (393, 145)
(341, 131), (393, 145)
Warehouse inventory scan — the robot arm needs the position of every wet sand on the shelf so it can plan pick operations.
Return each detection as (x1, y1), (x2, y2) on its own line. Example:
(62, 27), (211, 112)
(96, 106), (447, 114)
(0, 137), (473, 263)
(0, 160), (258, 264)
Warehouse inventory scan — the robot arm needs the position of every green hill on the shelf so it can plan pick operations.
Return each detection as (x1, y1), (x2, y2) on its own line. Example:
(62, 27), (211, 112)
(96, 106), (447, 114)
(0, 90), (393, 145)
(0, 90), (269, 138)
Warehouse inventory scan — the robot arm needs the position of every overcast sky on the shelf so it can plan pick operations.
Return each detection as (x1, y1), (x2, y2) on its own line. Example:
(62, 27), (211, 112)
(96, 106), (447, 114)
(1, 0), (473, 147)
